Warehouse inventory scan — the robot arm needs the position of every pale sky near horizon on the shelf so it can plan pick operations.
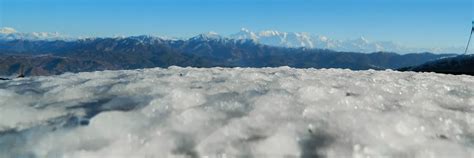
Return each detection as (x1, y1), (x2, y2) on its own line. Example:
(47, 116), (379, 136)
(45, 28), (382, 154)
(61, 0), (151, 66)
(0, 0), (472, 48)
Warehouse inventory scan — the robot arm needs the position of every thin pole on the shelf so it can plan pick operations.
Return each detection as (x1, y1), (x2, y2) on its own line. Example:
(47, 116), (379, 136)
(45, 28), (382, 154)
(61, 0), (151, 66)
(464, 28), (474, 55)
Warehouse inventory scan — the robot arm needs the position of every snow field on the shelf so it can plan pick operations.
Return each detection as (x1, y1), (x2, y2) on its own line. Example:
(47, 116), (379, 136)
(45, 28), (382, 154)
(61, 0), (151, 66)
(0, 67), (473, 158)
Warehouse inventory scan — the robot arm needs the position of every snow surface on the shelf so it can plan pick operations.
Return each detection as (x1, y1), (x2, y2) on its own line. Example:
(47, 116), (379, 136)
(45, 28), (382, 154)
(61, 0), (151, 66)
(0, 67), (473, 158)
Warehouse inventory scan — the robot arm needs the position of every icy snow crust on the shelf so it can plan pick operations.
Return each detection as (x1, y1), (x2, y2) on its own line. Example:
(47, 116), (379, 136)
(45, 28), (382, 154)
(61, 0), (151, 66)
(0, 67), (473, 158)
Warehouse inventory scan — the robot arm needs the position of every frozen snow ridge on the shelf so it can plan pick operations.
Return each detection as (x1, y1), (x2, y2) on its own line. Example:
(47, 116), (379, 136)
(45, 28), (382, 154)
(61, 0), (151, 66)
(0, 67), (473, 158)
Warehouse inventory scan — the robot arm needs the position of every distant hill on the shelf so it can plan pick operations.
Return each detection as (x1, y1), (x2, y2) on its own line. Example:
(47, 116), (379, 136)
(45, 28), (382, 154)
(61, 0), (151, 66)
(399, 55), (474, 75)
(0, 35), (453, 76)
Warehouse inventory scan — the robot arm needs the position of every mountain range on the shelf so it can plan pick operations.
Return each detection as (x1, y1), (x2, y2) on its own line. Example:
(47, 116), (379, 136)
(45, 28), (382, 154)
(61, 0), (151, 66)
(0, 27), (74, 41)
(0, 27), (464, 54)
(230, 28), (465, 54)
(0, 33), (455, 76)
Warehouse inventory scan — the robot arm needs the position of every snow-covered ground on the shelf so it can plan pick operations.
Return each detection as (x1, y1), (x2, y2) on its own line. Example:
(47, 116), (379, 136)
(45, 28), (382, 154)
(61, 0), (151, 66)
(0, 67), (473, 158)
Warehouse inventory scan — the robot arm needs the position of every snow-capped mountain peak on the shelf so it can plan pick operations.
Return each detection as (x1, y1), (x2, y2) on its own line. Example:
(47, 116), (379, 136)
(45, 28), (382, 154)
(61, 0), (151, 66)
(231, 29), (317, 49)
(355, 36), (370, 43)
(0, 27), (72, 41)
(259, 30), (285, 37)
(240, 27), (251, 33)
(229, 28), (463, 54)
(231, 28), (259, 41)
(0, 27), (17, 34)
(191, 31), (223, 41)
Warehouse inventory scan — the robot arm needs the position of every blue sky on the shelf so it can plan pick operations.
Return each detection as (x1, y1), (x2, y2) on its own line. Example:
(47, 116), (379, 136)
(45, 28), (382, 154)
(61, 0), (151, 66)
(0, 0), (472, 48)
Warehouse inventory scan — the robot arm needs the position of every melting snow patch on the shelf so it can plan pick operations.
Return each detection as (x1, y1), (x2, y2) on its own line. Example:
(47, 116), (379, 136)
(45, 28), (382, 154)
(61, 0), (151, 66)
(0, 67), (473, 158)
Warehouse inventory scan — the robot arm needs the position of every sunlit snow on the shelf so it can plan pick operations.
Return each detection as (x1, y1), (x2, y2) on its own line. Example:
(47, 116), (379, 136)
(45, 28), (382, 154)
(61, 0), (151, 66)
(0, 67), (473, 158)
